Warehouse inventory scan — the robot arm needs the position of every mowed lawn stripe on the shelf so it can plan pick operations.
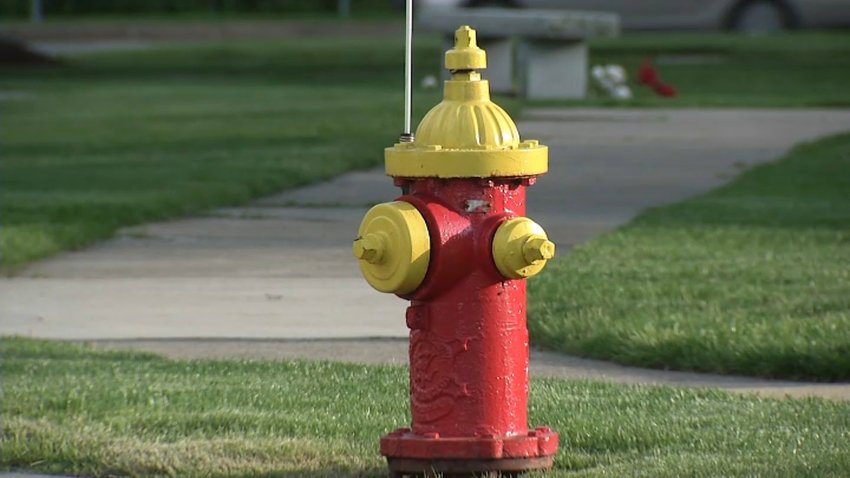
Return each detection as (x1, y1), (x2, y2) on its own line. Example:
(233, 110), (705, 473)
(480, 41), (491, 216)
(529, 133), (850, 381)
(0, 37), (443, 270)
(2, 338), (849, 477)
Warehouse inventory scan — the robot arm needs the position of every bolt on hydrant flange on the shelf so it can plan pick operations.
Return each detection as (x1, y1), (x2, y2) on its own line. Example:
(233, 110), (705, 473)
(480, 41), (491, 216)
(354, 25), (558, 477)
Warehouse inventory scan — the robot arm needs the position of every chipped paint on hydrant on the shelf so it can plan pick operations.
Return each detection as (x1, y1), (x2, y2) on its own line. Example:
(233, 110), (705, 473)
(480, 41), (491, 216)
(353, 25), (558, 477)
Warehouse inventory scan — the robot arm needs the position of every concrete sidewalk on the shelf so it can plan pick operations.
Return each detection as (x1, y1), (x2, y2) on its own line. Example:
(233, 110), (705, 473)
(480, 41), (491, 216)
(2, 108), (849, 399)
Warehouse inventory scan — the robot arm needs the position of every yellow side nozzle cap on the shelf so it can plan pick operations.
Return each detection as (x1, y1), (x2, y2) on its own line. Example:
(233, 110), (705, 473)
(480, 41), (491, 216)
(492, 217), (555, 279)
(445, 25), (486, 71)
(353, 201), (431, 295)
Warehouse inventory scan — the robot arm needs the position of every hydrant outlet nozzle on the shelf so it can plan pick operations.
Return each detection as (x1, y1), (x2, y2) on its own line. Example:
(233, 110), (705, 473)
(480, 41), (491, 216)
(353, 233), (386, 264)
(523, 237), (556, 264)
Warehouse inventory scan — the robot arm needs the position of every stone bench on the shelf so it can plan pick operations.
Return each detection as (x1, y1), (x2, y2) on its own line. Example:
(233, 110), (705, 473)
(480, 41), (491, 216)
(418, 8), (619, 99)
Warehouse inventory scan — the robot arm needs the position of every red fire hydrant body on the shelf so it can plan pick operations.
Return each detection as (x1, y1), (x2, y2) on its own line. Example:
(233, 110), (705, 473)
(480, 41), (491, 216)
(354, 26), (558, 476)
(384, 179), (558, 471)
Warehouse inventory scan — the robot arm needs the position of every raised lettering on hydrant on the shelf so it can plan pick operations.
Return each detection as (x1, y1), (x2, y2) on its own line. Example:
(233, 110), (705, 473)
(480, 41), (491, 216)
(353, 25), (558, 477)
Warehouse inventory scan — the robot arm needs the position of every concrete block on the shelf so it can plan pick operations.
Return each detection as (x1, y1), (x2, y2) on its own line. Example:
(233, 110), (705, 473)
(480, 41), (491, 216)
(479, 37), (514, 94)
(520, 40), (587, 100)
(418, 8), (619, 40)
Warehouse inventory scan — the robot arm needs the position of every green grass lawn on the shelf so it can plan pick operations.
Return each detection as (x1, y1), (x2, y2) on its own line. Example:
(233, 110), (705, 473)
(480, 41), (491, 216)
(2, 338), (849, 477)
(0, 11), (399, 25)
(2, 30), (848, 270)
(529, 133), (850, 381)
(581, 31), (850, 107)
(0, 34), (444, 270)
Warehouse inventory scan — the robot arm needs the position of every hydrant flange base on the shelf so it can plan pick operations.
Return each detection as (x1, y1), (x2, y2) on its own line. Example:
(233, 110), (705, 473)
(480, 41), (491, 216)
(381, 428), (558, 460)
(387, 455), (555, 477)
(385, 144), (548, 178)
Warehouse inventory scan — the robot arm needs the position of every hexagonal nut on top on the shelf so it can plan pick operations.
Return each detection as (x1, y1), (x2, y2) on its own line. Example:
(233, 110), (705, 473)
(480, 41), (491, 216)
(492, 217), (556, 280)
(353, 201), (431, 295)
(445, 25), (486, 71)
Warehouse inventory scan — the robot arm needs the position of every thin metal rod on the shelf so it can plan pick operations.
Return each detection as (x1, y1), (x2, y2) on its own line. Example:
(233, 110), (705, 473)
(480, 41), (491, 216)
(402, 0), (414, 140)
(31, 0), (43, 24)
(338, 0), (351, 18)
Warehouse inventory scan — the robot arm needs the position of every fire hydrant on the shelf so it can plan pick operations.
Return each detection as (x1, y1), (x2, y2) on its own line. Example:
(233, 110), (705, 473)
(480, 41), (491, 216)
(353, 26), (558, 476)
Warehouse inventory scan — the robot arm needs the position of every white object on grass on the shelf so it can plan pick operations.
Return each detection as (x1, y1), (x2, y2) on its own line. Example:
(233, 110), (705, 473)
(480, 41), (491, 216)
(421, 75), (438, 89)
(590, 63), (631, 100)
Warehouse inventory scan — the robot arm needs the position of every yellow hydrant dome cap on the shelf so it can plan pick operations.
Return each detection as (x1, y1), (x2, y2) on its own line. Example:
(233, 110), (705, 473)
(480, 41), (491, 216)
(385, 25), (548, 179)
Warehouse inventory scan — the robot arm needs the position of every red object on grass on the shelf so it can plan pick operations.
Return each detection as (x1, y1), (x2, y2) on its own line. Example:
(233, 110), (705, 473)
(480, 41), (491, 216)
(637, 57), (678, 97)
(653, 82), (678, 97)
(637, 57), (658, 85)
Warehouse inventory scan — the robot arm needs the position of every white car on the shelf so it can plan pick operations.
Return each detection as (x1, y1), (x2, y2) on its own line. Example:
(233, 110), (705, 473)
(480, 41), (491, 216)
(408, 0), (850, 32)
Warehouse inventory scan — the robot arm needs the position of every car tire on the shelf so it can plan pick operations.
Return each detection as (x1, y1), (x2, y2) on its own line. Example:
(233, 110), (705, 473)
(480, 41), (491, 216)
(727, 0), (800, 32)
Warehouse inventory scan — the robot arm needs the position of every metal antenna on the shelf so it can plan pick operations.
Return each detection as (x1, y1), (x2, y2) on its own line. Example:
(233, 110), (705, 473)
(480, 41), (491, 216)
(400, 0), (415, 143)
